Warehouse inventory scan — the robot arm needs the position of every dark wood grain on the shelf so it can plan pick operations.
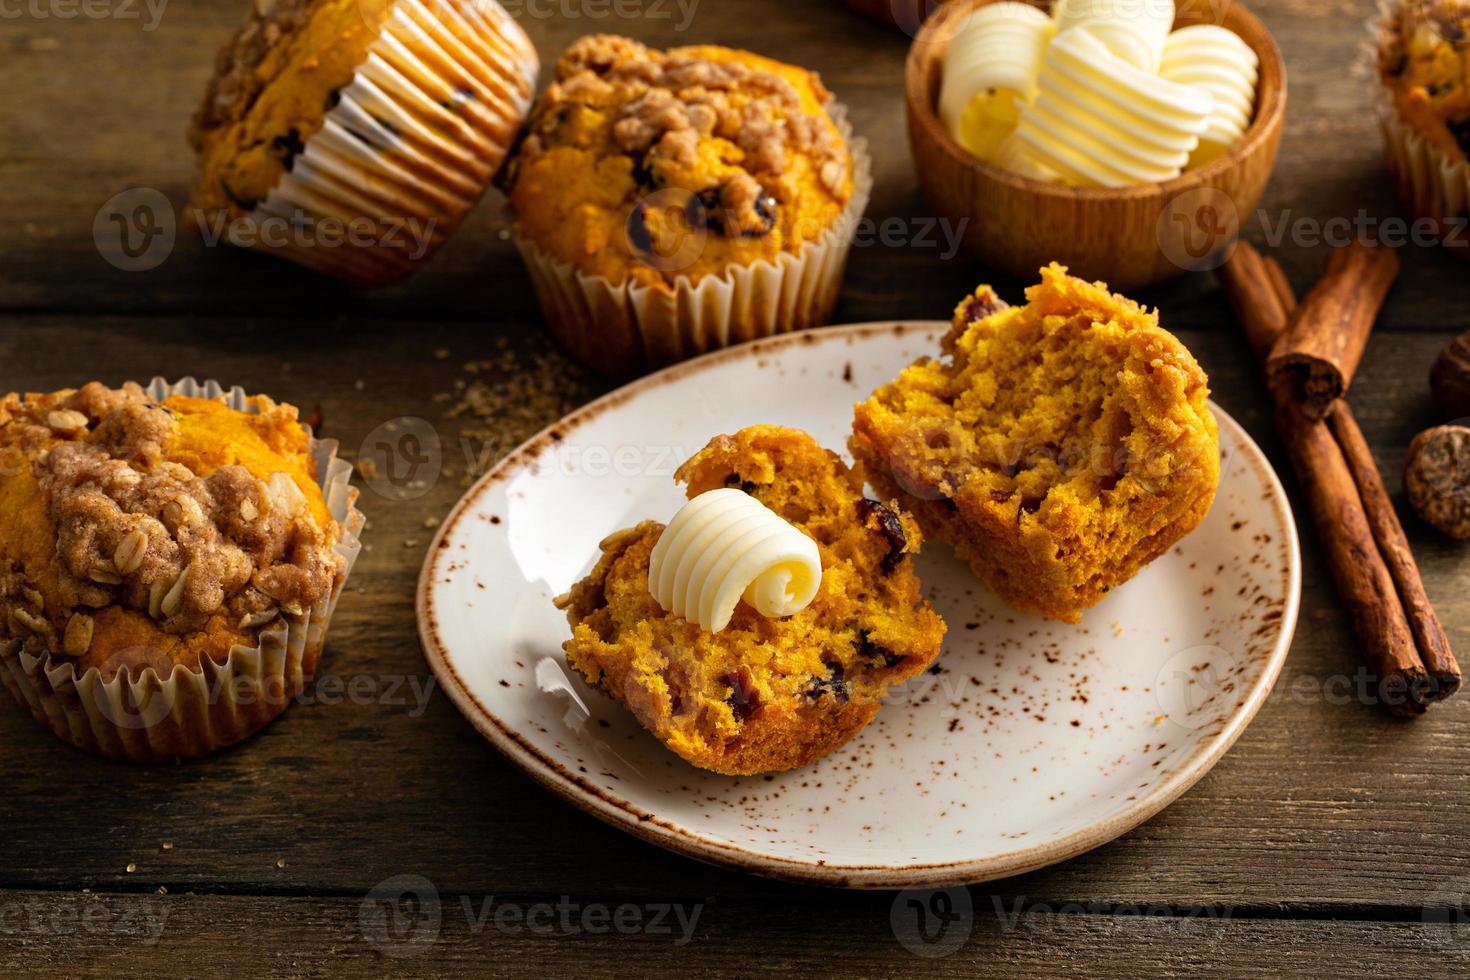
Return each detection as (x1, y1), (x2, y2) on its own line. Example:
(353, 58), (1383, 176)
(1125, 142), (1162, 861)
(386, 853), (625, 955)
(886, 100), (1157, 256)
(3, 0), (1469, 972)
(5, 887), (1470, 978)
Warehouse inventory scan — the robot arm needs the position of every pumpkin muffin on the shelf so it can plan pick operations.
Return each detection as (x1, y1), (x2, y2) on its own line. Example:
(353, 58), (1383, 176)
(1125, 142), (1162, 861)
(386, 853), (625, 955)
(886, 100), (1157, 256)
(188, 0), (537, 284)
(850, 265), (1219, 624)
(555, 426), (945, 776)
(1376, 0), (1470, 251)
(0, 380), (362, 761)
(503, 35), (871, 376)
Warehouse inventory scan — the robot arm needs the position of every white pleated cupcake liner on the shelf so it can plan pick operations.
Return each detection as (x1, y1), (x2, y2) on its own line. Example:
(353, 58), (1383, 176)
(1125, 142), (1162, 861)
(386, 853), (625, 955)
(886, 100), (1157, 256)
(221, 0), (538, 285)
(0, 378), (365, 763)
(1378, 102), (1470, 246)
(1370, 2), (1470, 256)
(513, 106), (873, 377)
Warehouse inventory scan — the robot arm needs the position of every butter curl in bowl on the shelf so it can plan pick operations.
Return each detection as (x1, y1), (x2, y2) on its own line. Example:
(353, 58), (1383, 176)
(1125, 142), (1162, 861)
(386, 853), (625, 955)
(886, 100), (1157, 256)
(907, 0), (1286, 288)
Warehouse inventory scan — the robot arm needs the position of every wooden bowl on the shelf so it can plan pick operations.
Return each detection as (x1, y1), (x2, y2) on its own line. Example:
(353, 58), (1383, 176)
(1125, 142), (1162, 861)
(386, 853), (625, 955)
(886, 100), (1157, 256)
(905, 0), (1287, 289)
(842, 0), (948, 34)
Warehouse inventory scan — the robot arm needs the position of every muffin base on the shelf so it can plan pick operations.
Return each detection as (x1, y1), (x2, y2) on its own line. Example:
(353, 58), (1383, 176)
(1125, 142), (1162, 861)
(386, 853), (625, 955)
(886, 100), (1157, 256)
(1373, 2), (1470, 257)
(197, 0), (538, 286)
(514, 107), (873, 378)
(1379, 103), (1470, 255)
(0, 378), (365, 762)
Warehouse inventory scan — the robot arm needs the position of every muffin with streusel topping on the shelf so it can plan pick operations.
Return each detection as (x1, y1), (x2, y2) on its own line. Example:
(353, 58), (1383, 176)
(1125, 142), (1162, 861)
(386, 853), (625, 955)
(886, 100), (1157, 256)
(0, 380), (362, 761)
(1377, 0), (1470, 252)
(502, 35), (871, 377)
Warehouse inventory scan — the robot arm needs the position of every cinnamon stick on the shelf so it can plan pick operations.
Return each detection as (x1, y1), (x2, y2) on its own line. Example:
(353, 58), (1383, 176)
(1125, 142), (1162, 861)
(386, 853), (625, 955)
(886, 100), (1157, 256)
(1329, 406), (1461, 701)
(1272, 402), (1429, 712)
(1266, 241), (1400, 420)
(1261, 256), (1294, 317)
(1218, 243), (1430, 715)
(1219, 241), (1289, 364)
(1265, 255), (1460, 702)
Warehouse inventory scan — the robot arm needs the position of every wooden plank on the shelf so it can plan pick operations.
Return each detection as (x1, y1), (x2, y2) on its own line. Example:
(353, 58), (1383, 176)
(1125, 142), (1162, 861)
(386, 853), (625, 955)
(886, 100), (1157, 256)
(0, 315), (1465, 913)
(1, 0), (1467, 326)
(1, 887), (1467, 977)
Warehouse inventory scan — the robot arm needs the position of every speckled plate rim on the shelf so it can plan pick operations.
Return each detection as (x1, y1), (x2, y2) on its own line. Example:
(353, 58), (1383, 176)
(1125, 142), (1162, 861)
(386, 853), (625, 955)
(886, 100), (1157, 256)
(416, 321), (1302, 889)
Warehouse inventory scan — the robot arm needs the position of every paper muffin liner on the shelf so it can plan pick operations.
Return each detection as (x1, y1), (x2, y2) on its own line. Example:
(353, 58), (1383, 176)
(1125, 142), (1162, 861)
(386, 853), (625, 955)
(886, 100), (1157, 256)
(0, 378), (365, 763)
(1370, 3), (1470, 256)
(1378, 103), (1470, 251)
(217, 0), (538, 285)
(513, 105), (874, 377)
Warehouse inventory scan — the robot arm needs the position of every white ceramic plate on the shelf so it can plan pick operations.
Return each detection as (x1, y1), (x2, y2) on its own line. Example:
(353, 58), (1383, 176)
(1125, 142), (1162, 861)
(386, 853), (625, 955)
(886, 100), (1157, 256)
(418, 323), (1301, 888)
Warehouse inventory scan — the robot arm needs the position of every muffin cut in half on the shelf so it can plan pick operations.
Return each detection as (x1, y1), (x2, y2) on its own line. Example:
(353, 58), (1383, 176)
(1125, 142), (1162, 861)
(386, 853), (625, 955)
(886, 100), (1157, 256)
(555, 426), (945, 775)
(851, 264), (1220, 623)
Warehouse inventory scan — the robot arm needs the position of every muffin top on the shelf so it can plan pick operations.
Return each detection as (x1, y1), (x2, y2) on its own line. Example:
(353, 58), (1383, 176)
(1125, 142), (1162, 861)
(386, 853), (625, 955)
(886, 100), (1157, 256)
(504, 35), (855, 289)
(0, 383), (345, 680)
(1380, 0), (1470, 161)
(189, 0), (396, 218)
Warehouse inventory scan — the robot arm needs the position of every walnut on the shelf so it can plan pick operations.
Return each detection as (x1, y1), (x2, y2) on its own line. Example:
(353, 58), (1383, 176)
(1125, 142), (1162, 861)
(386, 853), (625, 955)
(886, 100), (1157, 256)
(1430, 330), (1470, 420)
(46, 409), (89, 435)
(1405, 424), (1470, 538)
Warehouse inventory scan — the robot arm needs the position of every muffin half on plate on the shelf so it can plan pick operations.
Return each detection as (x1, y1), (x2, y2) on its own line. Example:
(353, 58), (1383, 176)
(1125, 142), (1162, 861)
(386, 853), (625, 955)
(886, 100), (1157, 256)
(852, 265), (1220, 623)
(556, 426), (945, 775)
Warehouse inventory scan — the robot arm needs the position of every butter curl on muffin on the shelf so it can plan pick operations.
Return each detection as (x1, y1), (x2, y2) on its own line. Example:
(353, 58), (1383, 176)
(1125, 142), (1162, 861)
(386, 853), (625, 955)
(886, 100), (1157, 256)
(189, 0), (538, 284)
(851, 265), (1220, 624)
(0, 380), (362, 761)
(555, 426), (944, 776)
(503, 35), (872, 377)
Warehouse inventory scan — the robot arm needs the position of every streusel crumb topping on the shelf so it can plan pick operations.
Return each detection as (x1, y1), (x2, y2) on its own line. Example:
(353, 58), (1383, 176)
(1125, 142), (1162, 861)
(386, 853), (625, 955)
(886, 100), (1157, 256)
(504, 35), (854, 288)
(0, 383), (343, 667)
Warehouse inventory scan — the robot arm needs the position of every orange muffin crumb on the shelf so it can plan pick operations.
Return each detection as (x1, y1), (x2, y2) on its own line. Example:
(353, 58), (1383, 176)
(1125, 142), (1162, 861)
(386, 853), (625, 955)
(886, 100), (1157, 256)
(556, 426), (945, 775)
(851, 265), (1220, 623)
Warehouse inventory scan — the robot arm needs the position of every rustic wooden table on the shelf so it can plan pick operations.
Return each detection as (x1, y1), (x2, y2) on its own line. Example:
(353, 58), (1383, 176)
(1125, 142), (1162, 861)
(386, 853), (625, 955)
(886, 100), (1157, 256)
(3, 0), (1469, 975)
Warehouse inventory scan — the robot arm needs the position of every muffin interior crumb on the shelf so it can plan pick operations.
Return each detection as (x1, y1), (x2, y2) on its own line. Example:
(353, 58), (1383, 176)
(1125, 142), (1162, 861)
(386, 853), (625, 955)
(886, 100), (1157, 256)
(556, 426), (945, 775)
(851, 266), (1220, 622)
